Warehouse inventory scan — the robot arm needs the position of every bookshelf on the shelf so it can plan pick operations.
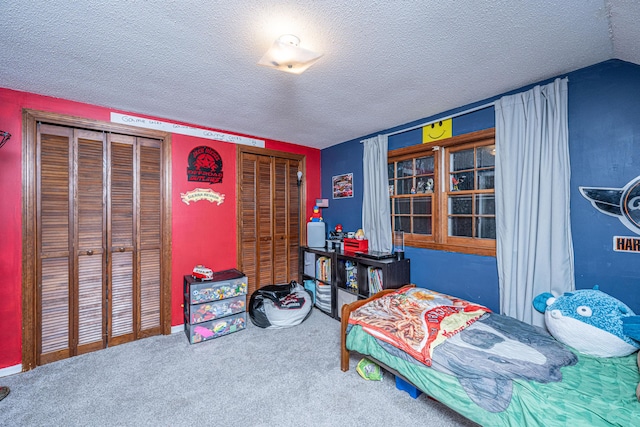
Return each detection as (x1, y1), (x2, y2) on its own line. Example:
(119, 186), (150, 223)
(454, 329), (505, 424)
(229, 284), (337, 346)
(299, 246), (410, 320)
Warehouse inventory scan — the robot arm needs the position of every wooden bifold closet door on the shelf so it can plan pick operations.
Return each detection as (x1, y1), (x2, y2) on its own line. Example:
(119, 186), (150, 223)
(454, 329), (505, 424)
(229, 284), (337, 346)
(238, 148), (303, 298)
(36, 123), (162, 365)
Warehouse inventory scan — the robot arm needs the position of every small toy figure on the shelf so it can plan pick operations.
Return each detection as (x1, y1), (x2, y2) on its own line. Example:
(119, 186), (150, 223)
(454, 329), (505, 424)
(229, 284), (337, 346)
(310, 205), (323, 222)
(335, 224), (343, 232)
(355, 229), (365, 240)
(452, 175), (465, 191)
(425, 178), (434, 193)
(192, 265), (213, 280)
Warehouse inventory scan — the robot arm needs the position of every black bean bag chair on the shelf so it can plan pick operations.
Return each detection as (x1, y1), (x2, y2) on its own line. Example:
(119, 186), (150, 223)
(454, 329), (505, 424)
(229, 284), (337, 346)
(249, 281), (313, 329)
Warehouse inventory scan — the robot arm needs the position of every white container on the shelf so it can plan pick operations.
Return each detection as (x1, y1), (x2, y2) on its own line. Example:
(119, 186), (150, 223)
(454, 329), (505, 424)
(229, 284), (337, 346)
(307, 222), (326, 248)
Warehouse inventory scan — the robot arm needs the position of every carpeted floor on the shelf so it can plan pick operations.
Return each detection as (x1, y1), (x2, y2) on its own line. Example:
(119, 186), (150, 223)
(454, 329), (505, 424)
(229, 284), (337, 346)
(0, 309), (477, 426)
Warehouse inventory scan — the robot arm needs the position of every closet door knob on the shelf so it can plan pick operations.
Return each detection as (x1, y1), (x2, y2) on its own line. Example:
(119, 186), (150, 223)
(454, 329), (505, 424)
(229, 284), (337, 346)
(86, 250), (94, 256)
(118, 247), (126, 252)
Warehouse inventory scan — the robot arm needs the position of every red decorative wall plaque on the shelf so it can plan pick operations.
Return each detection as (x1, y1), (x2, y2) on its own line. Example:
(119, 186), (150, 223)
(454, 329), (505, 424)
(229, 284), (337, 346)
(187, 145), (223, 183)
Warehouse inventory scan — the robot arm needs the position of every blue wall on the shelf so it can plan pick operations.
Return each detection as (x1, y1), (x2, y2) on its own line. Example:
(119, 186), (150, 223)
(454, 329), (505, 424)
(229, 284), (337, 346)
(569, 60), (640, 312)
(321, 59), (640, 314)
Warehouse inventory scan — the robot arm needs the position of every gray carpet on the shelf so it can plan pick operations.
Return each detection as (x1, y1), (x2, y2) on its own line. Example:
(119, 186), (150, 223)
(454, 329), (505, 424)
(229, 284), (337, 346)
(0, 309), (477, 426)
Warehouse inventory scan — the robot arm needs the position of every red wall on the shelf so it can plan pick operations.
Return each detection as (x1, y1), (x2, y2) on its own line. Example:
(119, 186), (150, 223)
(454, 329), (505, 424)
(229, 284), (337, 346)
(0, 88), (321, 370)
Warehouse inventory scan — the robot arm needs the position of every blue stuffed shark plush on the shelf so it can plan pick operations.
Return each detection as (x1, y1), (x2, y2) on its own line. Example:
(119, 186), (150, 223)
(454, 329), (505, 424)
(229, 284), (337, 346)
(533, 286), (640, 357)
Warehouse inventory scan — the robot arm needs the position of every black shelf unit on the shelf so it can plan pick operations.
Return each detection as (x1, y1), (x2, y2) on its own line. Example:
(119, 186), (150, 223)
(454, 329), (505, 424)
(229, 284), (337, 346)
(299, 246), (410, 320)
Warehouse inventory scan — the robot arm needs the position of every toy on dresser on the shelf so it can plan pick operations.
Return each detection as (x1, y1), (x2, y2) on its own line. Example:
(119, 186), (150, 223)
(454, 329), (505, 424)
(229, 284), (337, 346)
(345, 260), (358, 291)
(309, 205), (323, 222)
(192, 264), (213, 280)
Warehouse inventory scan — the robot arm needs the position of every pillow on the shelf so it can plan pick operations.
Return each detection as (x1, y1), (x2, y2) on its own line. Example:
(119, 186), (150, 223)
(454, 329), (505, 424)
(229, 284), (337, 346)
(533, 286), (640, 357)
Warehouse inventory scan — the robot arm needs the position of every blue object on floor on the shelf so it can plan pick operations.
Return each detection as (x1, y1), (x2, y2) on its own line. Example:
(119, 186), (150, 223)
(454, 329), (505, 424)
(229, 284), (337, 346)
(395, 375), (422, 399)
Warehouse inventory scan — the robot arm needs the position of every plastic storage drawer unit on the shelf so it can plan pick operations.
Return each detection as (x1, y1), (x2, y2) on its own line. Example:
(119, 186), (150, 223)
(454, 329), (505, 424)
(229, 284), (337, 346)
(184, 295), (246, 324)
(184, 312), (247, 344)
(184, 270), (248, 305)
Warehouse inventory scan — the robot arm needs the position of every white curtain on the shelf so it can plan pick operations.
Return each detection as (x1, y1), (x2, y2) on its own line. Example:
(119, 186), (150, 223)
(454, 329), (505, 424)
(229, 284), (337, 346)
(495, 77), (574, 327)
(362, 134), (392, 252)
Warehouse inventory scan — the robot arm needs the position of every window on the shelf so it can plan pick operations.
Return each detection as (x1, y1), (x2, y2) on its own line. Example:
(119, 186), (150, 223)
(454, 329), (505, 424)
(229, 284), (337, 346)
(388, 128), (496, 256)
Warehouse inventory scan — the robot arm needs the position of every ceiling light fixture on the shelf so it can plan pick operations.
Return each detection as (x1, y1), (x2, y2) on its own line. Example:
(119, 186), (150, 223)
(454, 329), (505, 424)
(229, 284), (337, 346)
(258, 34), (322, 75)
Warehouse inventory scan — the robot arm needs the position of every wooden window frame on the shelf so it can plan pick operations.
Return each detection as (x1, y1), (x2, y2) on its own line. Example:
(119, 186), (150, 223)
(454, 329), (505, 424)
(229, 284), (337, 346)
(389, 128), (496, 257)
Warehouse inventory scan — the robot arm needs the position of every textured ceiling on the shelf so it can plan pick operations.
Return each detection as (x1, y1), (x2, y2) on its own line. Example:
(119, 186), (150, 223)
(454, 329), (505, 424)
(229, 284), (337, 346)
(1, 1), (639, 149)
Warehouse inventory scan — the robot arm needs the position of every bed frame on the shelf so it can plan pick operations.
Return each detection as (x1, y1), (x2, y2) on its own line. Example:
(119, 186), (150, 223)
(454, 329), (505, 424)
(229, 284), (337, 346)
(340, 285), (426, 390)
(340, 285), (450, 410)
(338, 285), (640, 427)
(340, 288), (401, 372)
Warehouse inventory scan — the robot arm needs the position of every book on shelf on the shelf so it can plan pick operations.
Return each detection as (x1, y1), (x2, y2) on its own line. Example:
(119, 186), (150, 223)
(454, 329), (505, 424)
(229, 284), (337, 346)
(315, 256), (331, 282)
(367, 266), (383, 295)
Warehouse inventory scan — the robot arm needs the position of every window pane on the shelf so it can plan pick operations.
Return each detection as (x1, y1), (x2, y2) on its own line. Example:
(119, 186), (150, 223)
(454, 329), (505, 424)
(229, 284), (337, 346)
(477, 145), (496, 168)
(450, 149), (474, 171)
(416, 156), (434, 175)
(388, 163), (394, 179)
(416, 176), (434, 194)
(476, 217), (496, 239)
(449, 195), (472, 215)
(413, 197), (432, 215)
(449, 216), (473, 237)
(395, 216), (411, 232)
(397, 177), (413, 195)
(397, 160), (413, 178)
(477, 169), (494, 190)
(450, 172), (473, 191)
(388, 183), (394, 196)
(395, 198), (410, 215)
(476, 194), (495, 215)
(414, 217), (432, 235)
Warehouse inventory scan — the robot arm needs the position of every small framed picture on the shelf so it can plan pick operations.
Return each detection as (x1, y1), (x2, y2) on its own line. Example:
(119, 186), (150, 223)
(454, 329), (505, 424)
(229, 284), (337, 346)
(332, 173), (353, 199)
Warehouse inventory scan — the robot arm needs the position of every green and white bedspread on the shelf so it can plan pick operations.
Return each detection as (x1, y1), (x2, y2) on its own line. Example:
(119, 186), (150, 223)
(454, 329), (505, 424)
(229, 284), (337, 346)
(347, 324), (640, 426)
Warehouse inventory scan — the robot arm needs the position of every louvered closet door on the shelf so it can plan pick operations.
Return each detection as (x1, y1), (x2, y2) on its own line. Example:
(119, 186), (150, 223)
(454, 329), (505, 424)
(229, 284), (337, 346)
(257, 155), (275, 291)
(75, 129), (107, 355)
(36, 123), (163, 365)
(239, 153), (258, 297)
(239, 151), (301, 297)
(272, 158), (300, 284)
(108, 134), (162, 345)
(37, 124), (107, 364)
(137, 138), (162, 337)
(38, 124), (73, 365)
(108, 134), (136, 345)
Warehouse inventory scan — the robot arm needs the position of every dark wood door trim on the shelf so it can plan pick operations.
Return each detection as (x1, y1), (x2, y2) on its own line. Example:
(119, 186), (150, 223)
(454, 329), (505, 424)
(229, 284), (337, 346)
(22, 109), (172, 371)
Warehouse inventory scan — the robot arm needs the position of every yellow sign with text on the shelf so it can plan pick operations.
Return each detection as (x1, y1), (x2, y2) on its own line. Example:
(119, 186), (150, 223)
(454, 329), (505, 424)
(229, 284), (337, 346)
(422, 119), (452, 144)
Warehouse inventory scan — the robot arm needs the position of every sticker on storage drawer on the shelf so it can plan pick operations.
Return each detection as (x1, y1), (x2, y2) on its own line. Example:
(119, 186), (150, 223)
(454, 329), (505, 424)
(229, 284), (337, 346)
(185, 313), (247, 344)
(188, 276), (248, 304)
(185, 295), (246, 324)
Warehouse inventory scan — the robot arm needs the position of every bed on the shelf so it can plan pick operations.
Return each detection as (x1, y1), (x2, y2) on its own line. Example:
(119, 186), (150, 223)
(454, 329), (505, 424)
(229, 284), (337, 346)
(340, 285), (640, 426)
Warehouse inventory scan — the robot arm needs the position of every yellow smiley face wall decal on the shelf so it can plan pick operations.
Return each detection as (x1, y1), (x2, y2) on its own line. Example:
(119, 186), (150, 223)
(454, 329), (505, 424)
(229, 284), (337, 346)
(422, 118), (452, 143)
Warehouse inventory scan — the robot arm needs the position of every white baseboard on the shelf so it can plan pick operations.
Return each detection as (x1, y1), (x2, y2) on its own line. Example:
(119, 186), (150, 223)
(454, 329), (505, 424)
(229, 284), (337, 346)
(0, 364), (22, 378)
(171, 324), (184, 334)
